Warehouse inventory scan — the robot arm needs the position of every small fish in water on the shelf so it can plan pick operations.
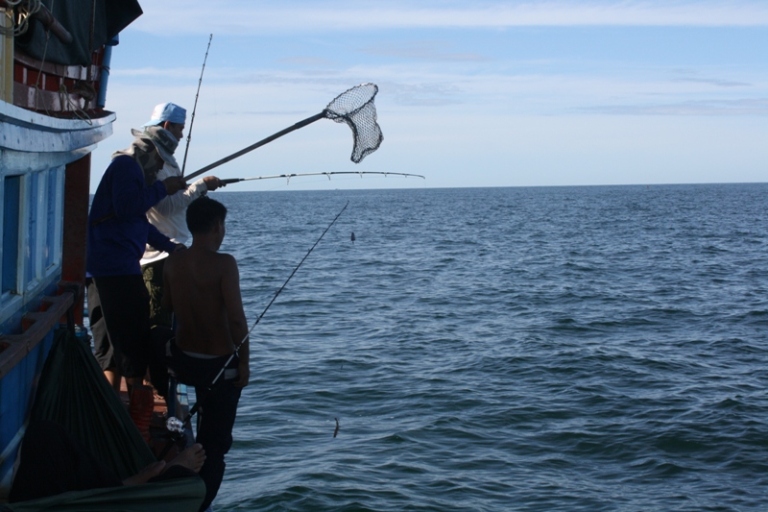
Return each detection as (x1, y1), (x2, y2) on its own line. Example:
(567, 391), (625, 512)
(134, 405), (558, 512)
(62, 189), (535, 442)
(350, 232), (356, 242)
(334, 417), (340, 438)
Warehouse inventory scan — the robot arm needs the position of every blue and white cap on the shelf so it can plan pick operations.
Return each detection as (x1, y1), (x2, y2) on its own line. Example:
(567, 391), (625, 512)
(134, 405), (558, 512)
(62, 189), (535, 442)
(142, 102), (186, 127)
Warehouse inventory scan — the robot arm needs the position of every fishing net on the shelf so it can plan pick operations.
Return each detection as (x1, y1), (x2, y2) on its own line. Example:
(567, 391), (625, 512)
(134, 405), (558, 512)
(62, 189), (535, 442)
(324, 83), (384, 163)
(186, 83), (385, 180)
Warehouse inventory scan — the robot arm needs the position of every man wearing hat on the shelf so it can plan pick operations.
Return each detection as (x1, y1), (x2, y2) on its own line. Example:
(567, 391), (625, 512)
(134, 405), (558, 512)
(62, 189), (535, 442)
(86, 126), (188, 412)
(138, 103), (225, 331)
(142, 102), (187, 141)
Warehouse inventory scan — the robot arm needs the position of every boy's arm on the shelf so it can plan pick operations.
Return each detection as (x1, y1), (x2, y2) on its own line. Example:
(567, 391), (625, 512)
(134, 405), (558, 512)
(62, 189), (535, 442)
(221, 255), (249, 387)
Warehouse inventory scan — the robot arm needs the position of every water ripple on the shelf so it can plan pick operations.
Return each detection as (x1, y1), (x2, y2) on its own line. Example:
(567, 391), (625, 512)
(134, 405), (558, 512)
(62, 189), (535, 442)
(207, 185), (768, 511)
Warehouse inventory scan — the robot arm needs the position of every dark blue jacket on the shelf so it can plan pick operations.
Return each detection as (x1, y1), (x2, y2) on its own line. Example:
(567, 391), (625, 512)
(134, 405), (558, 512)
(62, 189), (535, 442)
(87, 155), (177, 277)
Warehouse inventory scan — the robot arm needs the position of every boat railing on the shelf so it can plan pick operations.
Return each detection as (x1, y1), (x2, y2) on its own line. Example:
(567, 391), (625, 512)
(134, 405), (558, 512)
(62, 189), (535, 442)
(0, 290), (74, 379)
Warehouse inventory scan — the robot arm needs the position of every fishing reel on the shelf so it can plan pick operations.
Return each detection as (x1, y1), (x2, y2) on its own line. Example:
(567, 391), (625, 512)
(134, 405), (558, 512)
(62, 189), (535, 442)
(158, 415), (190, 459)
(166, 415), (185, 434)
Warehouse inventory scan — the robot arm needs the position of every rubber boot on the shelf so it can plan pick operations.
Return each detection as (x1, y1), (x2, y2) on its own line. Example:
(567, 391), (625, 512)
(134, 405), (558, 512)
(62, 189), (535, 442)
(129, 384), (154, 444)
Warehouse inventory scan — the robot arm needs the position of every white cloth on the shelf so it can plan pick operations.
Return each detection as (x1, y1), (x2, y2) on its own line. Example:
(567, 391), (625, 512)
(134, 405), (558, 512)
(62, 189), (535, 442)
(141, 162), (208, 265)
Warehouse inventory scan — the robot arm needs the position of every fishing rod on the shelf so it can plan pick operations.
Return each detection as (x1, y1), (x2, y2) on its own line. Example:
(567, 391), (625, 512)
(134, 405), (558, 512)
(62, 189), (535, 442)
(181, 33), (213, 177)
(165, 201), (350, 440)
(220, 171), (425, 185)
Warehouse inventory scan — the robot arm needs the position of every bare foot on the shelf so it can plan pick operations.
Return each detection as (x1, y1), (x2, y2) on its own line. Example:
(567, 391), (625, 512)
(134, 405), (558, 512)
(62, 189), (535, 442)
(121, 444), (205, 486)
(122, 460), (166, 486)
(167, 443), (206, 473)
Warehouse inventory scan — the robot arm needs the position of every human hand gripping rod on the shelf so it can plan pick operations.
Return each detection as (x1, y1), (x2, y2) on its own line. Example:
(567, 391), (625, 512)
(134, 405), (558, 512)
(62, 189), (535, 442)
(167, 201), (351, 436)
(184, 83), (383, 180)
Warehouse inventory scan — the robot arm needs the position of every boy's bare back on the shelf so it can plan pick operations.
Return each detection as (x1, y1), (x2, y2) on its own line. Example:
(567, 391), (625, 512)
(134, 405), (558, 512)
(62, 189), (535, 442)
(163, 247), (247, 356)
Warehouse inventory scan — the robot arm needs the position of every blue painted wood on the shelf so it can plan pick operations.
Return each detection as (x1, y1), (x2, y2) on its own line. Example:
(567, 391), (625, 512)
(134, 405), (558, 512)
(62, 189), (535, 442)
(2, 176), (20, 294)
(0, 101), (115, 174)
(0, 329), (54, 487)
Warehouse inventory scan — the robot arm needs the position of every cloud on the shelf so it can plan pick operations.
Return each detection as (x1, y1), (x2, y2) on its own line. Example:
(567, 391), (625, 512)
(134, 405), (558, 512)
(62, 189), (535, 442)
(277, 56), (338, 68)
(132, 1), (768, 35)
(579, 98), (768, 116)
(378, 81), (465, 107)
(675, 77), (751, 88)
(109, 59), (767, 117)
(671, 71), (751, 88)
(361, 41), (487, 62)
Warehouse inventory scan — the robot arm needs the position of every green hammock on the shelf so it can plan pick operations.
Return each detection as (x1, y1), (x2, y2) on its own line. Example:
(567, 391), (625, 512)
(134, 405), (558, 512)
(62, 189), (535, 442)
(4, 327), (205, 512)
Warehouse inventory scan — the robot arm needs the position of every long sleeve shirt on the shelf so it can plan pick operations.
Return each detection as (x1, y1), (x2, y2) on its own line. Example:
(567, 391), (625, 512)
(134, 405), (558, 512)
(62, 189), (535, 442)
(87, 155), (177, 277)
(141, 162), (208, 265)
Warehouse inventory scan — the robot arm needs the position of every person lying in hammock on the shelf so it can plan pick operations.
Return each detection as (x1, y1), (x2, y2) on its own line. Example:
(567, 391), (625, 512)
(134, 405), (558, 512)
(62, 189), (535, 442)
(8, 420), (206, 503)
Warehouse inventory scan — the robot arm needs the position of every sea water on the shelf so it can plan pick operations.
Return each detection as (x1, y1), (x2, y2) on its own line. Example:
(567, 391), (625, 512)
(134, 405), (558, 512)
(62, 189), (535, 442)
(205, 184), (768, 511)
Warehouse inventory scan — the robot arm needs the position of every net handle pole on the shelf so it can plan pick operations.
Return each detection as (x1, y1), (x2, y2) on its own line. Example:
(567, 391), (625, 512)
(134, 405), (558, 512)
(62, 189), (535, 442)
(185, 111), (327, 180)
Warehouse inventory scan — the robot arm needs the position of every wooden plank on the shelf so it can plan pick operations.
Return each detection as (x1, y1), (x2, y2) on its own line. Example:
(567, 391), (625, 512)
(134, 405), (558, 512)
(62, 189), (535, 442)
(0, 293), (73, 379)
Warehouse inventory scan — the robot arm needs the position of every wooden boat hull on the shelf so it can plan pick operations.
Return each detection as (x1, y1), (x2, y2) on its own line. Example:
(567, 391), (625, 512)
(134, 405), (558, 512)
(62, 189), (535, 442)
(0, 102), (115, 497)
(0, 1), (123, 496)
(1, 4), (196, 507)
(0, 101), (114, 172)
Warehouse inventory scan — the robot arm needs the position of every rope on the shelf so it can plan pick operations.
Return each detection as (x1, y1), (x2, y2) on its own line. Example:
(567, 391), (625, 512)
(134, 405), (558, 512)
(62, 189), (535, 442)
(1, 0), (41, 37)
(17, 0), (91, 121)
(58, 82), (93, 123)
(30, 0), (52, 116)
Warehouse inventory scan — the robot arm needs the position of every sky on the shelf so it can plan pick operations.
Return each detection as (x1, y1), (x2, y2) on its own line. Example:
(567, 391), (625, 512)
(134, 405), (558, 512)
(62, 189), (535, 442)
(90, 0), (768, 192)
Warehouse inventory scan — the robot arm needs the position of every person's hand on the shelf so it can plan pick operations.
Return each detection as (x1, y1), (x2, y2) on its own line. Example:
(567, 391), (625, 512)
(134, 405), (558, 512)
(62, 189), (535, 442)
(163, 176), (187, 195)
(173, 243), (186, 252)
(234, 359), (250, 388)
(203, 176), (224, 191)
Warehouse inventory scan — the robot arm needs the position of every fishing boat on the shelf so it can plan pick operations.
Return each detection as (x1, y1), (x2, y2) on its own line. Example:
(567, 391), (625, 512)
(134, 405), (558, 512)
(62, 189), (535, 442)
(0, 1), (204, 509)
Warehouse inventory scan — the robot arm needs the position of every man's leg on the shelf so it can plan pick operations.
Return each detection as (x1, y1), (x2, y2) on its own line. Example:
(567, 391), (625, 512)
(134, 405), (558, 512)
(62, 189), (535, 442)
(93, 275), (154, 436)
(195, 379), (242, 512)
(87, 278), (122, 392)
(169, 347), (242, 511)
(93, 276), (152, 383)
(142, 258), (173, 329)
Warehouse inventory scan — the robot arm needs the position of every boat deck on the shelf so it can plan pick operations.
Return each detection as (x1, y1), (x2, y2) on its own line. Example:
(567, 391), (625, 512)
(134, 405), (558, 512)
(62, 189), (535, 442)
(118, 381), (193, 462)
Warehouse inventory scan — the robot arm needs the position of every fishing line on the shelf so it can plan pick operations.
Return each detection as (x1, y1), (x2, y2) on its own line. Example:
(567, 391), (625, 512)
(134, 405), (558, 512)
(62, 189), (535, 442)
(167, 201), (350, 435)
(235, 200), (349, 350)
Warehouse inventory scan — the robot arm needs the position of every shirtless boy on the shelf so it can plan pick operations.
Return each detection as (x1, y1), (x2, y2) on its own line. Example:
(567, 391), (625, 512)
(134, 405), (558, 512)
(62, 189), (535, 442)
(162, 196), (249, 511)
